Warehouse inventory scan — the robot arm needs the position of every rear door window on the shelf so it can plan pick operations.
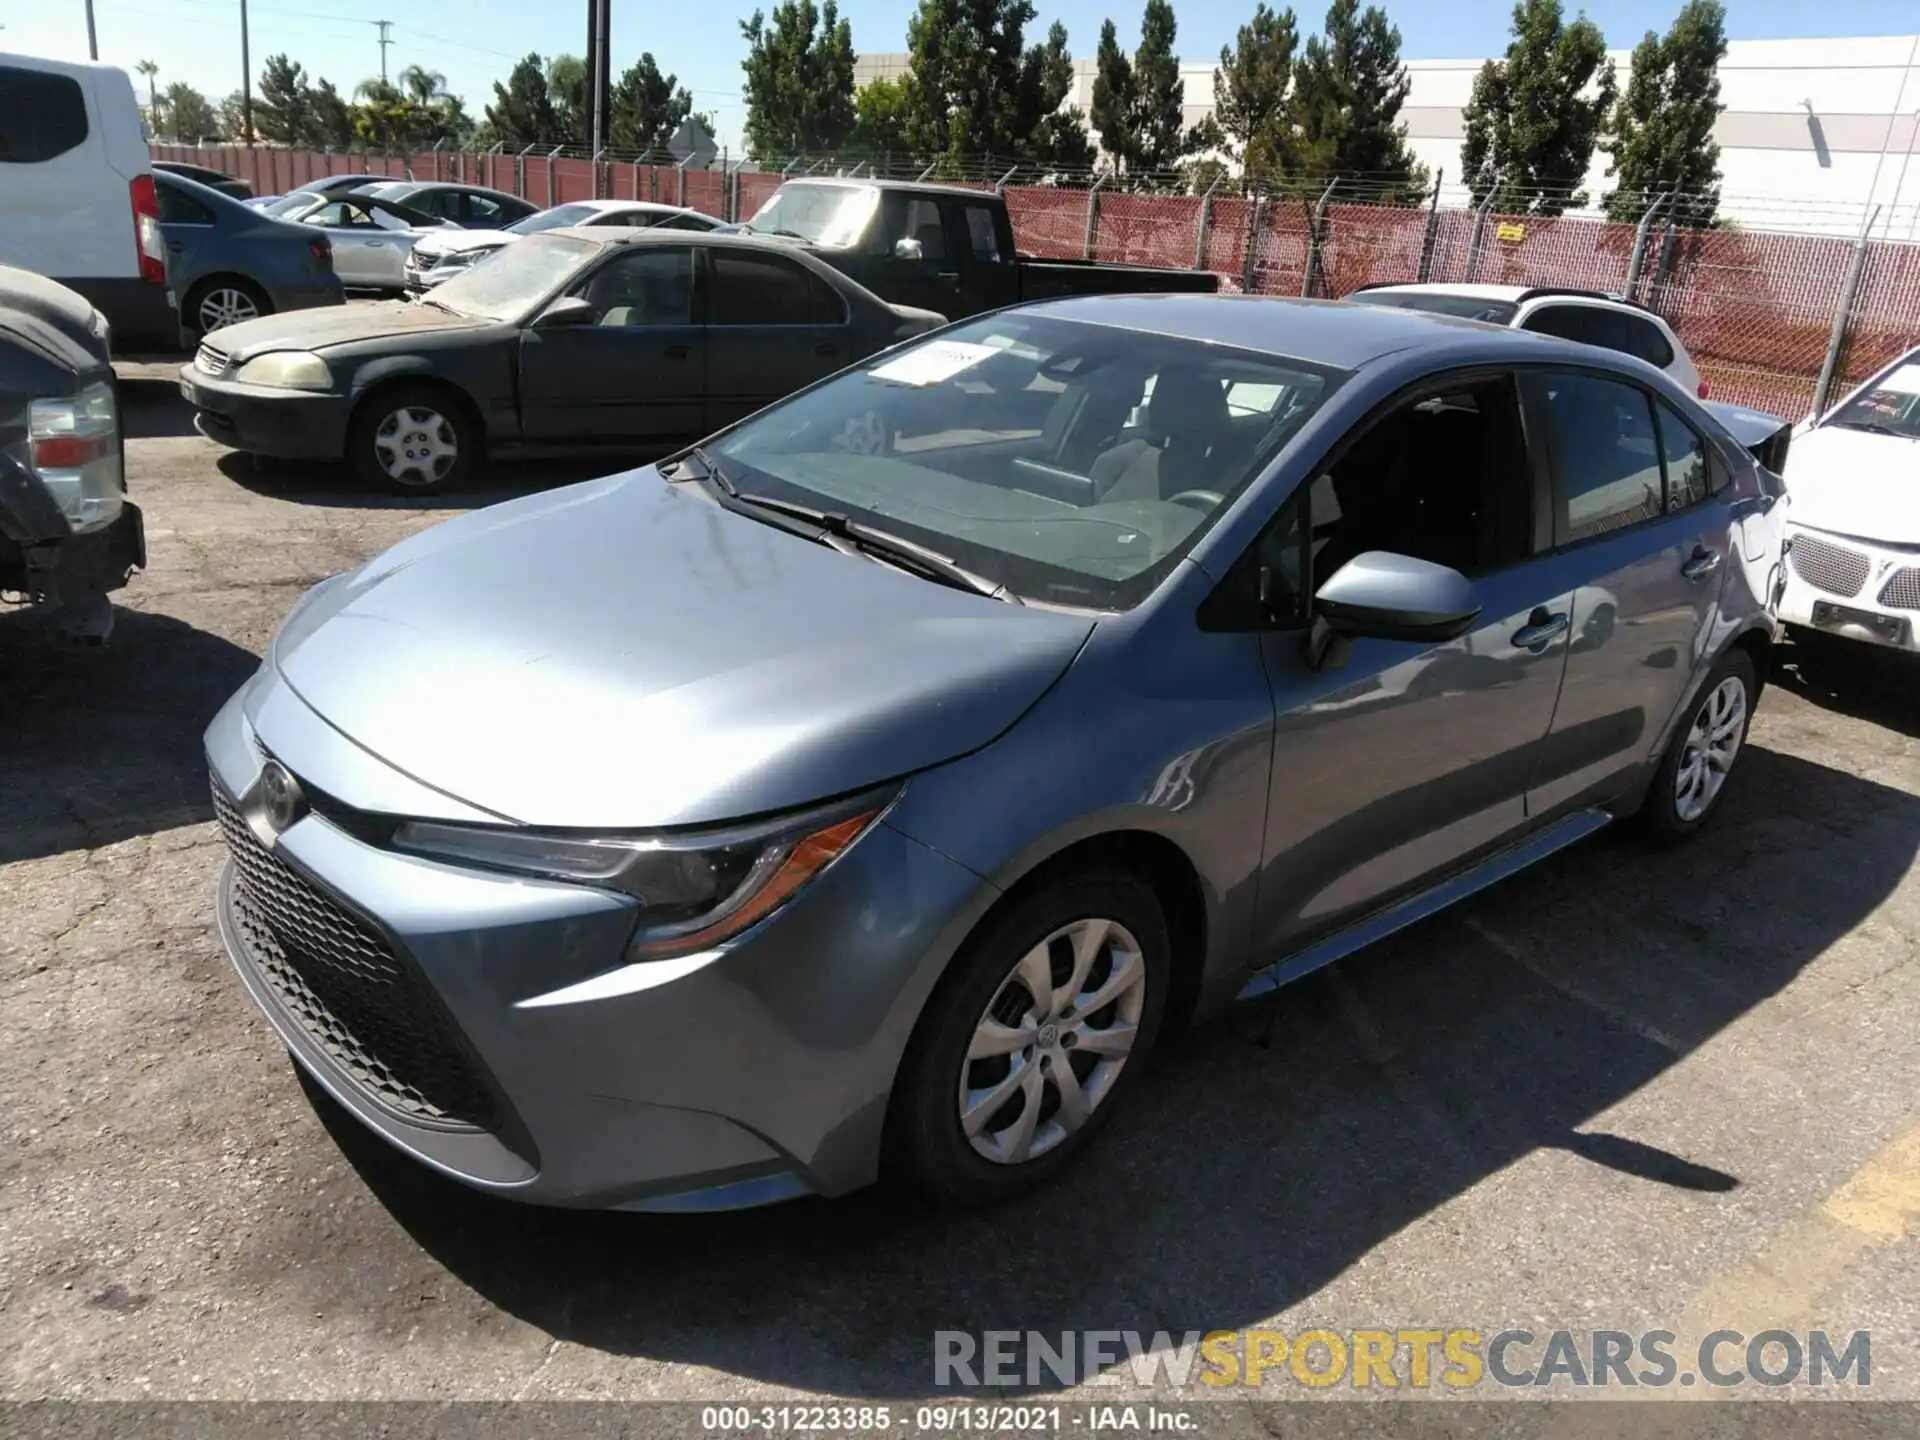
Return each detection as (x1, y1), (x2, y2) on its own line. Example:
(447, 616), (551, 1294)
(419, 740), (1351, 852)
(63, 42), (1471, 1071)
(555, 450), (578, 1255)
(961, 205), (1004, 263)
(1523, 304), (1623, 351)
(709, 250), (831, 325)
(1523, 372), (1666, 543)
(157, 183), (216, 225)
(1620, 314), (1675, 368)
(463, 193), (506, 224)
(0, 66), (90, 163)
(1653, 398), (1712, 509)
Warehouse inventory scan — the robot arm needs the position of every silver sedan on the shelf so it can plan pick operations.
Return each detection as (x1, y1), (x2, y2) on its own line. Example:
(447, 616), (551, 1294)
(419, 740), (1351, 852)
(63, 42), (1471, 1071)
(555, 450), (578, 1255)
(276, 190), (459, 294)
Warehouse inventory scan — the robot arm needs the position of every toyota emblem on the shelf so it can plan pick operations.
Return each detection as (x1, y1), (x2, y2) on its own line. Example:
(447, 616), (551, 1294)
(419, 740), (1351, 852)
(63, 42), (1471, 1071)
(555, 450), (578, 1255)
(258, 760), (307, 834)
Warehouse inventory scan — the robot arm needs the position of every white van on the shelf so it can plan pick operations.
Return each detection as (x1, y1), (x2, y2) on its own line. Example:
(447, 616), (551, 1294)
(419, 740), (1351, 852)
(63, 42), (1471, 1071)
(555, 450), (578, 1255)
(0, 54), (176, 351)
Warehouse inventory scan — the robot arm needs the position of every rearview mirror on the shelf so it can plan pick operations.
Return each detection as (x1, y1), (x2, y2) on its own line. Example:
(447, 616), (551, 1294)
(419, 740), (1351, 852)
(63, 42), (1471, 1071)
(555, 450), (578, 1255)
(531, 295), (597, 330)
(892, 237), (924, 262)
(1305, 551), (1481, 669)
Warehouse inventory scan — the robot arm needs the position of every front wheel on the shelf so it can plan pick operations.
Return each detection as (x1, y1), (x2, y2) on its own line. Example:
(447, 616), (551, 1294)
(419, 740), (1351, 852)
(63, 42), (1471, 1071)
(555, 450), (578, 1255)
(888, 872), (1170, 1207)
(347, 384), (477, 495)
(1642, 649), (1757, 842)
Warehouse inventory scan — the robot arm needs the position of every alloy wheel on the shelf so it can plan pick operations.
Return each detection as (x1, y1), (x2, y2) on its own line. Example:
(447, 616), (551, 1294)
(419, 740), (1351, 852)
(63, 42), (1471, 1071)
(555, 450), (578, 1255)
(1674, 674), (1748, 823)
(959, 916), (1147, 1165)
(199, 286), (261, 333)
(373, 405), (458, 488)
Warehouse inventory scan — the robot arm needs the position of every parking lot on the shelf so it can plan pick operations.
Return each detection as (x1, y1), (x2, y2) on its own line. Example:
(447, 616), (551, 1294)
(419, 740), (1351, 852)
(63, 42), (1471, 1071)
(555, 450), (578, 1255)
(1, 367), (1916, 1406)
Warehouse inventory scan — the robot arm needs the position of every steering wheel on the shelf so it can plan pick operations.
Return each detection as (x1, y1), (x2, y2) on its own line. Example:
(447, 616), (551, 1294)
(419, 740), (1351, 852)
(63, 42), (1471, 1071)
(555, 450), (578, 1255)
(1166, 489), (1226, 513)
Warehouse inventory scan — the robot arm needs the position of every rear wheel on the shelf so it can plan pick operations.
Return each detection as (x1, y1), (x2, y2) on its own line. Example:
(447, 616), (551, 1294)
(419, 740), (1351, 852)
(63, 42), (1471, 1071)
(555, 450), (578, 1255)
(1641, 649), (1756, 843)
(186, 277), (270, 341)
(347, 384), (477, 495)
(888, 872), (1169, 1207)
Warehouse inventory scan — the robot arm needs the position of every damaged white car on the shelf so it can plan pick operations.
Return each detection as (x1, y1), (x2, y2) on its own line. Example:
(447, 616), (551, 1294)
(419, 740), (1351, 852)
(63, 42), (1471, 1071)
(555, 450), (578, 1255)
(1780, 348), (1920, 654)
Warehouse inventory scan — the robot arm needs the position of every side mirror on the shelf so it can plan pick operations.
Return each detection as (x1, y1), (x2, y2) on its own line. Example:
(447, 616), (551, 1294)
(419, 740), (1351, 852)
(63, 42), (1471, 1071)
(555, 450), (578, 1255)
(892, 237), (924, 262)
(531, 295), (597, 330)
(1305, 551), (1481, 670)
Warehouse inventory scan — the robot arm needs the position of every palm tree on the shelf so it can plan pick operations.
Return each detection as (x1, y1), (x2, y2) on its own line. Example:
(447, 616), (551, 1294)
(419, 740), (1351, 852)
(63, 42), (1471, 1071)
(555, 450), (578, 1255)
(397, 65), (446, 107)
(135, 59), (160, 137)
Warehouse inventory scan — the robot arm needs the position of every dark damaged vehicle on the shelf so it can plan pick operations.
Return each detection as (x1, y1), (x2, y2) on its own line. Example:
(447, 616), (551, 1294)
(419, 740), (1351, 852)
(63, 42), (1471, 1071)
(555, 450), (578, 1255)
(177, 228), (944, 492)
(0, 266), (143, 642)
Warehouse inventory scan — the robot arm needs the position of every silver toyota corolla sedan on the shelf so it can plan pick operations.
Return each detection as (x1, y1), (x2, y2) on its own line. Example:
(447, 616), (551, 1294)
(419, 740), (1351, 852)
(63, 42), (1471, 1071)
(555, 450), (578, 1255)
(206, 294), (1782, 1212)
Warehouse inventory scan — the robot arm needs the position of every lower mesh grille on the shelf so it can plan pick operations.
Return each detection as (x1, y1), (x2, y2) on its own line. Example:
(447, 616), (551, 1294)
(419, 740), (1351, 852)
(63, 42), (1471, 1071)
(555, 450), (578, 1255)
(1878, 567), (1920, 611)
(213, 776), (499, 1131)
(1790, 533), (1870, 598)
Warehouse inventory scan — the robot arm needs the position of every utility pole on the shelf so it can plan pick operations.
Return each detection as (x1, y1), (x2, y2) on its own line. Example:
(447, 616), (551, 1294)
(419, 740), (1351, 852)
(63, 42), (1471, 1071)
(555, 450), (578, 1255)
(85, 0), (99, 60)
(585, 0), (611, 156)
(239, 0), (253, 145)
(375, 19), (393, 85)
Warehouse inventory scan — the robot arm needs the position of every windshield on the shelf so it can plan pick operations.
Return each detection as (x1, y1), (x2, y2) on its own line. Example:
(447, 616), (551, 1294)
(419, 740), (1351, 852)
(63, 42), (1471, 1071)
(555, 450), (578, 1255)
(509, 203), (602, 235)
(711, 313), (1341, 609)
(744, 183), (879, 248)
(1825, 352), (1920, 441)
(263, 191), (324, 218)
(1352, 291), (1520, 325)
(424, 233), (598, 321)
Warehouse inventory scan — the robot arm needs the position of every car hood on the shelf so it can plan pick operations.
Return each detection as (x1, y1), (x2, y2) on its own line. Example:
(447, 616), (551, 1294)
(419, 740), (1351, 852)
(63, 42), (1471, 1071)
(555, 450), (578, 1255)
(269, 468), (1094, 828)
(1782, 425), (1920, 543)
(201, 300), (493, 359)
(416, 230), (517, 258)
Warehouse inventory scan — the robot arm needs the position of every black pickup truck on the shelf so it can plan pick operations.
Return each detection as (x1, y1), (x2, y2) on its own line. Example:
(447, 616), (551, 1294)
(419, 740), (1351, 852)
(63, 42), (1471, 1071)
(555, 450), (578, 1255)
(737, 178), (1219, 320)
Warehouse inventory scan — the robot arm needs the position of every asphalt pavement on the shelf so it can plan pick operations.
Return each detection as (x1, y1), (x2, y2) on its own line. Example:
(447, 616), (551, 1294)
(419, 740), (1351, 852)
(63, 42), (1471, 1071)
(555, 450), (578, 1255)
(1, 372), (1915, 1409)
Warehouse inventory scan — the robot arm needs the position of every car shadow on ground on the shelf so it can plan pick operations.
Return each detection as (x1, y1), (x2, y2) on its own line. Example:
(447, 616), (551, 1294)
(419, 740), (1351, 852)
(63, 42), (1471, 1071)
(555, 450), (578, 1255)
(0, 608), (259, 863)
(1772, 631), (1920, 740)
(118, 375), (201, 441)
(300, 741), (1920, 1397)
(216, 450), (628, 510)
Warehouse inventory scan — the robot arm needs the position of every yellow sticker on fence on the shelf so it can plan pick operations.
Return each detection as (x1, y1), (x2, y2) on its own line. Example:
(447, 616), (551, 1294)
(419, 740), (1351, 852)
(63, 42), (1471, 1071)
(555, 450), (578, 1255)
(1495, 222), (1527, 243)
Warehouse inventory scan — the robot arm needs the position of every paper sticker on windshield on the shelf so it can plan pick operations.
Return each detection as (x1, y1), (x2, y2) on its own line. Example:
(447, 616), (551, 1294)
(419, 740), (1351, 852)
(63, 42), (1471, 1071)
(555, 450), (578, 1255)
(869, 341), (1002, 387)
(1874, 364), (1920, 396)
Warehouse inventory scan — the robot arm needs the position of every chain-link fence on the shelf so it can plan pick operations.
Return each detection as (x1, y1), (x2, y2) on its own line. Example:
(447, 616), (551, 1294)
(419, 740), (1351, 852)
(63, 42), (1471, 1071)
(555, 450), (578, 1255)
(152, 142), (1920, 419)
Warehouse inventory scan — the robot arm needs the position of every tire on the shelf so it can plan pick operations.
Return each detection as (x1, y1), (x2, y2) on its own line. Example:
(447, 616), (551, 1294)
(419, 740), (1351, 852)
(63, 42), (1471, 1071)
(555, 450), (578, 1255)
(185, 276), (271, 342)
(1641, 648), (1757, 844)
(346, 383), (477, 495)
(888, 871), (1170, 1207)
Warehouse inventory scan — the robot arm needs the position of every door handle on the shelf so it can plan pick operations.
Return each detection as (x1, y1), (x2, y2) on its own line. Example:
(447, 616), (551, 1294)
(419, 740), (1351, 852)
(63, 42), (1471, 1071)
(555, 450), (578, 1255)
(1511, 607), (1570, 651)
(1682, 546), (1723, 581)
(663, 344), (691, 359)
(936, 271), (960, 288)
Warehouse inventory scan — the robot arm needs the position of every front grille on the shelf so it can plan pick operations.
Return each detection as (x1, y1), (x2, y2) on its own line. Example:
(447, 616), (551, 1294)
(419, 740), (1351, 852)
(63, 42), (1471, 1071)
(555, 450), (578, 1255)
(213, 777), (499, 1132)
(195, 342), (231, 375)
(1790, 533), (1870, 598)
(1879, 567), (1920, 611)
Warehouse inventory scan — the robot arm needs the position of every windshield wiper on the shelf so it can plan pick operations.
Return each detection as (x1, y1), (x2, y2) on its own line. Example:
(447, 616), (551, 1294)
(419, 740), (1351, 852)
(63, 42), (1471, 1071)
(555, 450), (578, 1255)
(416, 296), (460, 315)
(735, 491), (1021, 604)
(1831, 419), (1912, 439)
(660, 443), (738, 493)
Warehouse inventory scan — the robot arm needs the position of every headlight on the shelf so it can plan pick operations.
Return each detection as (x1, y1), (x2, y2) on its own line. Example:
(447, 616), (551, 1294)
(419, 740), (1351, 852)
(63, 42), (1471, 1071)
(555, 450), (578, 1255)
(391, 789), (893, 959)
(233, 352), (333, 391)
(434, 250), (476, 269)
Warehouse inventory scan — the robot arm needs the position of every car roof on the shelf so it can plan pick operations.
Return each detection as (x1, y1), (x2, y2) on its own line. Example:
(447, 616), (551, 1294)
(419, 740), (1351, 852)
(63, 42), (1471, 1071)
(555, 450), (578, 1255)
(556, 199), (691, 215)
(379, 180), (522, 202)
(1359, 282), (1531, 302)
(770, 175), (992, 201)
(1004, 292), (1570, 371)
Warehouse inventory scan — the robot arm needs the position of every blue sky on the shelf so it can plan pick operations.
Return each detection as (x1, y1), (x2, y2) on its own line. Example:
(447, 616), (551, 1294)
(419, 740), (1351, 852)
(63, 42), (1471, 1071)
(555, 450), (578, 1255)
(8, 0), (1912, 151)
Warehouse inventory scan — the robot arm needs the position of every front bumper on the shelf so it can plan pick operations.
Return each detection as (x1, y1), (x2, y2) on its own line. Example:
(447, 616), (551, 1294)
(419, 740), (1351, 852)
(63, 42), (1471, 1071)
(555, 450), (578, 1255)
(1778, 526), (1920, 653)
(180, 363), (350, 462)
(402, 257), (464, 292)
(203, 671), (991, 1209)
